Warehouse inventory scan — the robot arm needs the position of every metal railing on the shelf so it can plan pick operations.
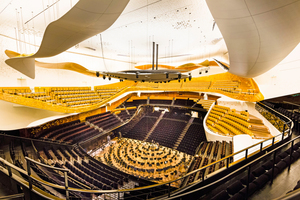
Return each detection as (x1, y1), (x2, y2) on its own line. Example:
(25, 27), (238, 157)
(0, 103), (295, 200)
(256, 101), (293, 133)
(162, 133), (300, 200)
(0, 193), (25, 200)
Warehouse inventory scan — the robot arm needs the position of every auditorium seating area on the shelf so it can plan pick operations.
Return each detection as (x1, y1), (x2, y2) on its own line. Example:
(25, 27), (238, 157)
(35, 112), (122, 144)
(0, 86), (126, 108)
(123, 117), (157, 141)
(184, 140), (232, 186)
(210, 80), (240, 92)
(262, 100), (300, 130)
(206, 104), (271, 139)
(114, 110), (132, 121)
(117, 106), (206, 156)
(146, 119), (187, 148)
(197, 99), (215, 110)
(256, 102), (289, 133)
(17, 138), (166, 199)
(98, 138), (193, 187)
(177, 123), (206, 155)
(173, 98), (195, 107)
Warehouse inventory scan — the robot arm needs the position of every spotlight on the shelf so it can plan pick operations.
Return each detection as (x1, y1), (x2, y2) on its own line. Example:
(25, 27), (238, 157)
(96, 71), (100, 77)
(103, 75), (106, 80)
(178, 73), (181, 79)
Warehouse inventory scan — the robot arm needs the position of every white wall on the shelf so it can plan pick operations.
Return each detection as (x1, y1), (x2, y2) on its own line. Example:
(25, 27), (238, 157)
(0, 100), (68, 130)
(254, 42), (300, 99)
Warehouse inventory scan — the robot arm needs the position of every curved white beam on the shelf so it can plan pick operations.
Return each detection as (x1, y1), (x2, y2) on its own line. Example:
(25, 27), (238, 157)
(5, 0), (130, 78)
(206, 0), (300, 77)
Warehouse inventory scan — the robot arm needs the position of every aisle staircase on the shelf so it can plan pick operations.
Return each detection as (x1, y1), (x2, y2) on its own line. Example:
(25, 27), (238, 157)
(143, 112), (165, 141)
(173, 117), (195, 149)
(198, 99), (215, 111)
(113, 113), (124, 123)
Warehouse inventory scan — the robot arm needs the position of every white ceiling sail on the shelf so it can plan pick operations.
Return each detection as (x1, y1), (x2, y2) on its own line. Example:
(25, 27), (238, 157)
(206, 0), (300, 78)
(5, 0), (130, 78)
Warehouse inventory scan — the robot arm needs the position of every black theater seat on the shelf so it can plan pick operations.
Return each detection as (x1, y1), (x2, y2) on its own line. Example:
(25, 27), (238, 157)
(239, 182), (258, 197)
(276, 160), (287, 172)
(265, 167), (280, 179)
(227, 181), (244, 195)
(211, 190), (230, 200)
(229, 192), (244, 200)
(262, 160), (273, 170)
(278, 151), (288, 159)
(252, 167), (265, 177)
(253, 174), (270, 189)
(240, 173), (255, 185)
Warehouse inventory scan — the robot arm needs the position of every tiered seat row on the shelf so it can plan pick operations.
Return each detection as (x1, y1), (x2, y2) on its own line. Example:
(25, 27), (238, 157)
(211, 142), (300, 200)
(177, 123), (206, 155)
(185, 141), (232, 185)
(125, 99), (147, 107)
(146, 119), (187, 149)
(36, 112), (122, 144)
(36, 120), (81, 139)
(210, 80), (240, 91)
(174, 98), (195, 107)
(50, 87), (101, 107)
(87, 113), (120, 128)
(206, 105), (255, 138)
(116, 110), (131, 121)
(164, 109), (191, 121)
(0, 86), (127, 108)
(149, 99), (172, 105)
(100, 138), (192, 186)
(123, 117), (157, 141)
(198, 99), (215, 111)
(127, 108), (137, 116)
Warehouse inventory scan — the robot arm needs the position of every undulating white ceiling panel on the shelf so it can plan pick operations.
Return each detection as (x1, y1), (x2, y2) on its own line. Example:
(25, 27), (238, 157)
(206, 0), (300, 77)
(5, 0), (130, 78)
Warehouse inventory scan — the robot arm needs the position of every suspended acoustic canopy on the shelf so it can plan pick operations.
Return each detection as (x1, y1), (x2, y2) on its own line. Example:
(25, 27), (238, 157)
(96, 42), (192, 83)
(97, 69), (191, 83)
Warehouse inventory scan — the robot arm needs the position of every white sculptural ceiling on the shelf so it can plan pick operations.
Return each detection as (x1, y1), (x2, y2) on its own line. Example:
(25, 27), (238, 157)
(0, 0), (228, 77)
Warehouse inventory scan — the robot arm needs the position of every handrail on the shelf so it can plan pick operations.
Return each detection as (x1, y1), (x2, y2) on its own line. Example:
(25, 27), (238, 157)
(0, 133), (73, 147)
(0, 193), (24, 199)
(25, 157), (69, 172)
(258, 101), (293, 126)
(256, 102), (293, 133)
(0, 103), (294, 199)
(162, 133), (300, 200)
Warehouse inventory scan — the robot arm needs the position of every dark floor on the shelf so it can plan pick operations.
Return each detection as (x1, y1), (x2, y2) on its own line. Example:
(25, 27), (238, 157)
(0, 182), (17, 197)
(249, 157), (300, 200)
(198, 130), (300, 200)
(249, 130), (300, 199)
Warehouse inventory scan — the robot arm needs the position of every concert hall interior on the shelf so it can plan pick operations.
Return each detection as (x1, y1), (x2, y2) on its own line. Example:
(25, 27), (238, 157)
(1, 0), (300, 200)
